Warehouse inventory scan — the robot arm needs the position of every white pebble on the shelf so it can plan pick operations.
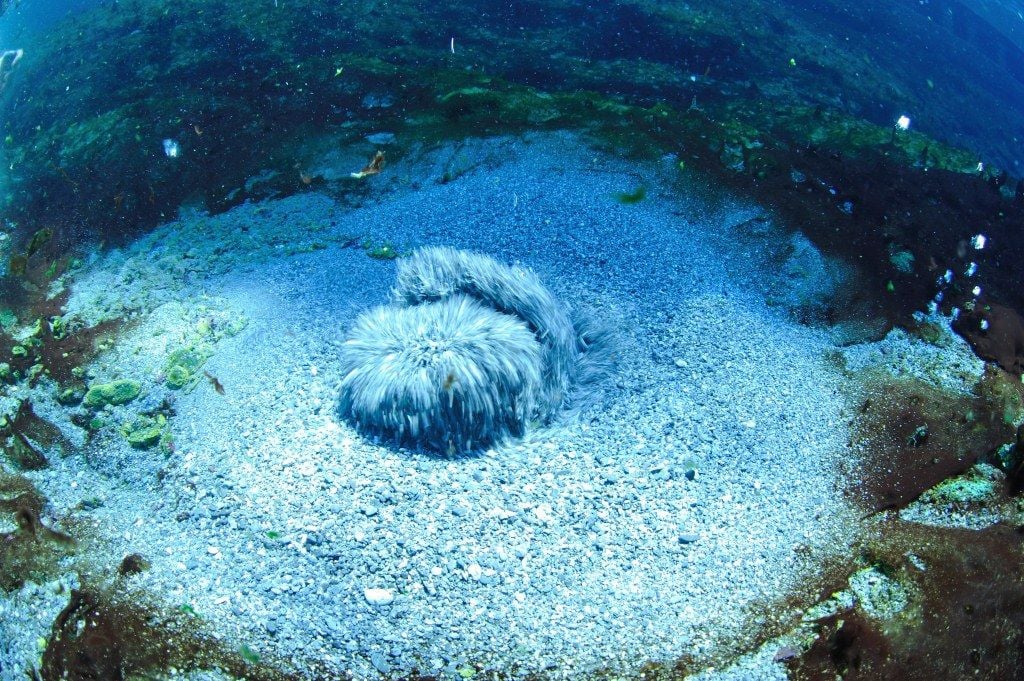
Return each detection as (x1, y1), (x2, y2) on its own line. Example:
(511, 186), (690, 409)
(364, 588), (394, 605)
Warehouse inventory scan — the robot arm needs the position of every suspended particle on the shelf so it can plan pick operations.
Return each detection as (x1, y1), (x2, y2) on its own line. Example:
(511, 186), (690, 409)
(162, 138), (181, 158)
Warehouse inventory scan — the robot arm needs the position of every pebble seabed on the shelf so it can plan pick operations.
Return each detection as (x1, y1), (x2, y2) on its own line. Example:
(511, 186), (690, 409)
(4, 131), (904, 680)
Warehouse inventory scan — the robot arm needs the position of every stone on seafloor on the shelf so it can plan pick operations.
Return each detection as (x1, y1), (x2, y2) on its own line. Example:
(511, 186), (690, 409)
(364, 587), (395, 605)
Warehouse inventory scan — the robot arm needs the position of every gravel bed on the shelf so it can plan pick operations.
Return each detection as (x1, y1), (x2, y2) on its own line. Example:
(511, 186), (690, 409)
(8, 132), (865, 679)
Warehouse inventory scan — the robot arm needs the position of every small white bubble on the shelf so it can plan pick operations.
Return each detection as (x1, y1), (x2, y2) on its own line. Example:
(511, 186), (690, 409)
(895, 115), (911, 130)
(980, 319), (989, 331)
(971, 234), (987, 250)
(965, 262), (978, 277)
(972, 285), (982, 297)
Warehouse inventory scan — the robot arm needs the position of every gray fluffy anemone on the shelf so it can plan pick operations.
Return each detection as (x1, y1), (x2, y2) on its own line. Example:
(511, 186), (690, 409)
(394, 246), (579, 419)
(338, 247), (613, 453)
(339, 295), (542, 453)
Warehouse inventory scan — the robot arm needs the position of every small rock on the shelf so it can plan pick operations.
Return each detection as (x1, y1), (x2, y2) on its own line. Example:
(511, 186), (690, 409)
(364, 587), (394, 605)
(370, 652), (391, 674)
(677, 534), (700, 544)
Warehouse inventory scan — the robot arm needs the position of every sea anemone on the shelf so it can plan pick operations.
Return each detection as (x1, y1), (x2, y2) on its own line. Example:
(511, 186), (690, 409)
(393, 246), (579, 420)
(338, 295), (543, 453)
(338, 247), (614, 453)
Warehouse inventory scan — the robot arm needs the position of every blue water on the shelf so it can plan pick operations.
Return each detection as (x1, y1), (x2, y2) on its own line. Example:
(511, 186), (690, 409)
(0, 0), (100, 41)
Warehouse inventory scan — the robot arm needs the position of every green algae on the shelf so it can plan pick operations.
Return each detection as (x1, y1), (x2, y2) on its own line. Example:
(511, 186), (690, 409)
(121, 414), (167, 449)
(919, 465), (999, 505)
(49, 316), (67, 340)
(0, 308), (16, 331)
(363, 240), (400, 260)
(83, 379), (141, 408)
(164, 365), (192, 390)
(164, 345), (212, 390)
(613, 186), (647, 204)
(238, 644), (261, 665)
(56, 386), (83, 405)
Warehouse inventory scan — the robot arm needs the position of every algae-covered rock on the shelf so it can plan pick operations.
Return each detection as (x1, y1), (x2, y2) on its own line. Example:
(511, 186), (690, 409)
(919, 464), (1001, 505)
(83, 379), (141, 408)
(49, 316), (67, 340)
(164, 345), (212, 390)
(56, 386), (84, 405)
(121, 414), (166, 449)
(364, 241), (399, 260)
(0, 309), (16, 331)
(165, 365), (192, 389)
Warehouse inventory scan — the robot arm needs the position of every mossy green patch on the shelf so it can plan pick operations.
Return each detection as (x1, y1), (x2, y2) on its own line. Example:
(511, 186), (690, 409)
(49, 316), (68, 340)
(919, 465), (999, 505)
(121, 414), (166, 449)
(56, 386), (83, 405)
(0, 309), (16, 331)
(164, 365), (192, 389)
(613, 186), (647, 204)
(83, 379), (141, 408)
(164, 345), (212, 390)
(363, 240), (400, 260)
(238, 644), (260, 665)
